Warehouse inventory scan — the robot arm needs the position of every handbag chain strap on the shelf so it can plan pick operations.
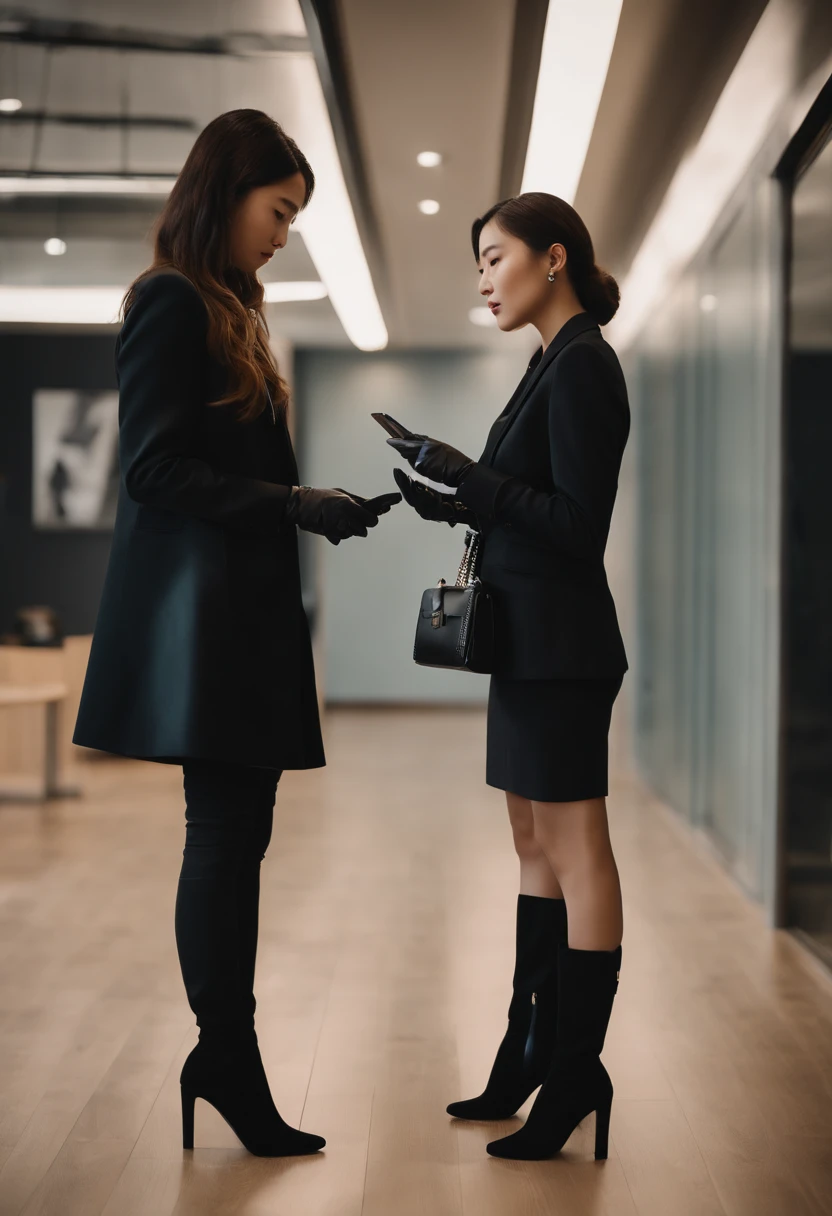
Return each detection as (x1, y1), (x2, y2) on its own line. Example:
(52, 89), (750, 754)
(455, 529), (481, 588)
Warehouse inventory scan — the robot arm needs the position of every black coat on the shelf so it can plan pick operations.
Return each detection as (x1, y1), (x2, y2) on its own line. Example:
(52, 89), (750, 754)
(457, 312), (630, 679)
(73, 269), (325, 770)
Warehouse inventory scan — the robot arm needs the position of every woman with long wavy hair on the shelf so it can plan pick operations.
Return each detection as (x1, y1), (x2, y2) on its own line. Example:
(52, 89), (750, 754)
(389, 193), (628, 1161)
(74, 109), (399, 1157)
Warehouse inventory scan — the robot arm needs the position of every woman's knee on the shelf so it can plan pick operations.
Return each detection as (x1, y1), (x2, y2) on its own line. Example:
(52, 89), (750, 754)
(506, 792), (543, 861)
(512, 829), (546, 863)
(181, 809), (273, 880)
(530, 798), (614, 875)
(247, 809), (274, 863)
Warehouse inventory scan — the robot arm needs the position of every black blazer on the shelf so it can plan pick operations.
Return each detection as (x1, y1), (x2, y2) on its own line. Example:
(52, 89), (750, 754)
(73, 269), (325, 770)
(457, 312), (630, 679)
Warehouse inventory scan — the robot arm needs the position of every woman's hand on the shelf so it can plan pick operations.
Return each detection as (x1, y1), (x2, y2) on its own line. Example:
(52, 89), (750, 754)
(284, 486), (383, 545)
(387, 433), (475, 487)
(393, 468), (478, 528)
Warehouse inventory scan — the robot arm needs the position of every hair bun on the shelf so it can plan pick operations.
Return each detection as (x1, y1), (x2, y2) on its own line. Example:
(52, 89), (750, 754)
(579, 264), (620, 326)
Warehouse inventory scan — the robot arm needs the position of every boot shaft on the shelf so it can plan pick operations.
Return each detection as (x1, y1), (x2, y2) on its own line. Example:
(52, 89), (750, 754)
(554, 944), (622, 1063)
(509, 895), (568, 1013)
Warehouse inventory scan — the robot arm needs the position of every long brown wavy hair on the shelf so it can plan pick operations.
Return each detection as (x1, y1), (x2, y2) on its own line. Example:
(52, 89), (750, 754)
(124, 110), (315, 422)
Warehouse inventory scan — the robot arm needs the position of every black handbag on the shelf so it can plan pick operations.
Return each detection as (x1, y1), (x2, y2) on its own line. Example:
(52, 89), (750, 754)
(413, 529), (494, 674)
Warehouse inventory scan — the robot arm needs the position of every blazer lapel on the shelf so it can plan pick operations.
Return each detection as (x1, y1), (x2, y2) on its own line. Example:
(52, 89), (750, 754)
(487, 312), (598, 466)
(480, 350), (541, 463)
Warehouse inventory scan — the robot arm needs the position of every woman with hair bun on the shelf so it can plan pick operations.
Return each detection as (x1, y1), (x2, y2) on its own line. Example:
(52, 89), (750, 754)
(389, 193), (629, 1161)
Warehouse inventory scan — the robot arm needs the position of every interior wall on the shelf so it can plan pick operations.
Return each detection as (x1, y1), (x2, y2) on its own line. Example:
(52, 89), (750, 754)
(0, 333), (117, 637)
(296, 346), (534, 703)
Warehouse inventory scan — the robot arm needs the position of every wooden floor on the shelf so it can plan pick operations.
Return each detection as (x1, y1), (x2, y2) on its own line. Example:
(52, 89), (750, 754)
(1, 707), (832, 1216)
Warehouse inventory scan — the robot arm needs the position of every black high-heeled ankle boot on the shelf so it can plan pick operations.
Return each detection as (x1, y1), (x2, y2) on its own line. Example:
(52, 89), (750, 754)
(446, 895), (567, 1121)
(486, 943), (622, 1160)
(180, 1032), (325, 1157)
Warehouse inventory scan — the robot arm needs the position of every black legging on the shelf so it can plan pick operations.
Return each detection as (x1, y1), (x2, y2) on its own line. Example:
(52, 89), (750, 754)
(175, 759), (281, 1038)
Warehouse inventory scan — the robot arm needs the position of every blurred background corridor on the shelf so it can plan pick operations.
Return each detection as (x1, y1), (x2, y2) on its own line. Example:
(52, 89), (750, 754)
(0, 1), (831, 1212)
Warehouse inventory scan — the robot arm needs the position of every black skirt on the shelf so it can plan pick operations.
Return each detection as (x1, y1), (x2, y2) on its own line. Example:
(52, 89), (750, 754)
(486, 674), (624, 802)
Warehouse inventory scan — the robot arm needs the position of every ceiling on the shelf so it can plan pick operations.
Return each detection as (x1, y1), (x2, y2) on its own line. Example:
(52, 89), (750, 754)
(575, 0), (769, 277)
(0, 0), (355, 342)
(0, 0), (776, 347)
(312, 0), (522, 349)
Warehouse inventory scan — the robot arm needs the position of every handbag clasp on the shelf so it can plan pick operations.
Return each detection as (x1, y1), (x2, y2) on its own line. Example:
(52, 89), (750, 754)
(431, 579), (446, 628)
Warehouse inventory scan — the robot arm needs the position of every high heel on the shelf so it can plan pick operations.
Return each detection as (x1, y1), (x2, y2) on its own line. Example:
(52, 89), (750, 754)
(487, 944), (621, 1160)
(446, 896), (567, 1121)
(594, 1092), (612, 1160)
(181, 1084), (195, 1151)
(179, 1038), (325, 1157)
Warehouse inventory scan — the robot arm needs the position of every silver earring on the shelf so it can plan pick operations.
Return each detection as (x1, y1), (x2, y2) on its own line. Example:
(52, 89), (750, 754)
(547, 269), (556, 282)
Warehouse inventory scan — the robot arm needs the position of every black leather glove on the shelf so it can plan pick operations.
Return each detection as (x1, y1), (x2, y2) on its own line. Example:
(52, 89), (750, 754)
(387, 433), (475, 486)
(284, 486), (380, 546)
(393, 468), (478, 528)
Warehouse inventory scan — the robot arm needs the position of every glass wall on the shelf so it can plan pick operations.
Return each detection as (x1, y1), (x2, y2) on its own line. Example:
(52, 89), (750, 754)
(631, 170), (782, 910)
(782, 130), (832, 961)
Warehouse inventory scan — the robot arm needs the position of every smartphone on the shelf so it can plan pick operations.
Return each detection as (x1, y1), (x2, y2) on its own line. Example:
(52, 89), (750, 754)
(364, 491), (403, 513)
(371, 411), (413, 439)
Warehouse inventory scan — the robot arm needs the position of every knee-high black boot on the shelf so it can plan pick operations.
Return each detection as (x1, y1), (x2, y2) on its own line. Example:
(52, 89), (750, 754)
(175, 760), (325, 1157)
(446, 895), (568, 1120)
(486, 943), (622, 1160)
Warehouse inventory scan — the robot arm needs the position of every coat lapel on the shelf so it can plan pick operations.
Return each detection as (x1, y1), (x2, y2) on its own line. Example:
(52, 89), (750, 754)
(487, 312), (598, 467)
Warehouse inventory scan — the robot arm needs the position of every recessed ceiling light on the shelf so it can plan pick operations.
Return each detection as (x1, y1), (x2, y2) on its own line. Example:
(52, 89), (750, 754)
(699, 294), (718, 312)
(417, 151), (442, 168)
(468, 306), (497, 328)
(0, 98), (23, 113)
(44, 238), (67, 256)
(418, 199), (440, 215)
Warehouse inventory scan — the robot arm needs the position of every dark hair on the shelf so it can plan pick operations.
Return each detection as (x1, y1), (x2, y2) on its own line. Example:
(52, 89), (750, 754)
(471, 192), (619, 326)
(124, 109), (315, 422)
